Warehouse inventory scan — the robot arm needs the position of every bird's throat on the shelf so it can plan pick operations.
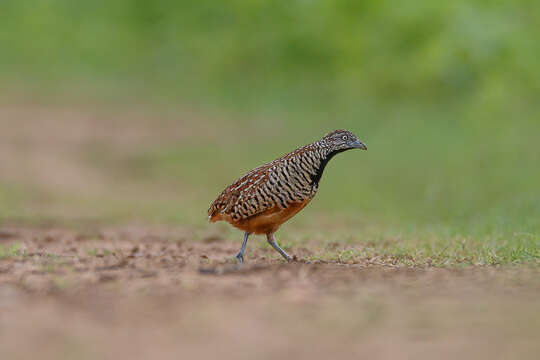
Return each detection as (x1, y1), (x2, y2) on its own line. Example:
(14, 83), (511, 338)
(310, 148), (348, 187)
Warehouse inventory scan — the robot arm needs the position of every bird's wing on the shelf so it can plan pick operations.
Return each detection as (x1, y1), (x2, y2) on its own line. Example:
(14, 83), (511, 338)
(208, 144), (318, 221)
(208, 162), (275, 221)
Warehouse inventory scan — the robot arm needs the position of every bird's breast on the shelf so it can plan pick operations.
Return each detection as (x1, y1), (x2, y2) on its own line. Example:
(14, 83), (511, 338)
(226, 199), (312, 234)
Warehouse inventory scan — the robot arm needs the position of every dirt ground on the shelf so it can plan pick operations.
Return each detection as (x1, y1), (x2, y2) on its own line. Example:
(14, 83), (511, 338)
(0, 226), (539, 360)
(0, 102), (539, 359)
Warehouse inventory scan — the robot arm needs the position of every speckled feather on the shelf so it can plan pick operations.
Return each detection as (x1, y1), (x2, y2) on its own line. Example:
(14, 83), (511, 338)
(208, 143), (323, 221)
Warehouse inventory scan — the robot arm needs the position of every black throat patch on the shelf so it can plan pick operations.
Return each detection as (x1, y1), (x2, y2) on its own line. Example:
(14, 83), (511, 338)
(310, 148), (348, 187)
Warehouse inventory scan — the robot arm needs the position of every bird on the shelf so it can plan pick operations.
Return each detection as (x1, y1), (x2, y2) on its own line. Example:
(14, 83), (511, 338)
(208, 129), (367, 263)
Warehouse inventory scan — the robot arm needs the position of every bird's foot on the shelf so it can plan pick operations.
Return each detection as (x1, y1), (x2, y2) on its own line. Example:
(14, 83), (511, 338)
(283, 254), (299, 262)
(235, 252), (244, 264)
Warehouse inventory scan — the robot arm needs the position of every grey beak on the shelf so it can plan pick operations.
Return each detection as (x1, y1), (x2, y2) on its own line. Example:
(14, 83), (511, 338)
(353, 140), (368, 150)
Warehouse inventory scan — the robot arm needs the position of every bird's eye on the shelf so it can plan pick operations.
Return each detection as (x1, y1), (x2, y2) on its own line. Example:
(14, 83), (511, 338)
(342, 135), (348, 141)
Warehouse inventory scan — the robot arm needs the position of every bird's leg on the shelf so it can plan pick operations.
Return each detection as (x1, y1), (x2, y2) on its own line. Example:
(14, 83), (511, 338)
(236, 232), (250, 263)
(266, 233), (291, 262)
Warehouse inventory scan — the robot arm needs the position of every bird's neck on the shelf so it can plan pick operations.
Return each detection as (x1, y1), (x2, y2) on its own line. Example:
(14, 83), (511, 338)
(310, 145), (347, 187)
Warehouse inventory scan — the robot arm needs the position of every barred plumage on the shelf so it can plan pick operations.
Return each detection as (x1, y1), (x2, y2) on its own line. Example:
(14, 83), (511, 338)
(208, 129), (367, 262)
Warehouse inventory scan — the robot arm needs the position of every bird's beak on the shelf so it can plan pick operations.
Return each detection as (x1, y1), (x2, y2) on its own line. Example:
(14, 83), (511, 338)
(353, 140), (368, 150)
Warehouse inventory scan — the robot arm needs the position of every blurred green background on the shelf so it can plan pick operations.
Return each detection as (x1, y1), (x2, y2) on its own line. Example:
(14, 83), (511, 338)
(1, 1), (539, 241)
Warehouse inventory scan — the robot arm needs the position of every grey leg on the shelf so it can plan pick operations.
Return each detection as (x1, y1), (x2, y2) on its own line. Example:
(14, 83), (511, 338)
(266, 233), (291, 262)
(236, 232), (250, 263)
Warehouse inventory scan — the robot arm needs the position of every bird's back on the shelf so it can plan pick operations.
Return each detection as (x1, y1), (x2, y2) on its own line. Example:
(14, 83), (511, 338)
(208, 142), (325, 230)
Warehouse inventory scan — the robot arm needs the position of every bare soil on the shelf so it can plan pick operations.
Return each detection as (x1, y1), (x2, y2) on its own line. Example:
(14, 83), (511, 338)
(1, 226), (539, 360)
(0, 103), (538, 359)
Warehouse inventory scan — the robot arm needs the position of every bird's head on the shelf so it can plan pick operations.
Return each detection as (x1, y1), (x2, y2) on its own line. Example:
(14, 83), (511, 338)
(322, 129), (367, 152)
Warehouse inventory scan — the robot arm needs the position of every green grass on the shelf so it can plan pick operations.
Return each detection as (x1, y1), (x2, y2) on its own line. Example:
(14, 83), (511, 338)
(242, 225), (538, 266)
(2, 1), (540, 111)
(317, 232), (540, 266)
(0, 243), (23, 259)
(86, 248), (113, 257)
